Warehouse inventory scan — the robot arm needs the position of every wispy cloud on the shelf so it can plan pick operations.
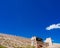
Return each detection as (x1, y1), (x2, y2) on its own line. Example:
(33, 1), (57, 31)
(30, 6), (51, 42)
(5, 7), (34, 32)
(46, 23), (60, 30)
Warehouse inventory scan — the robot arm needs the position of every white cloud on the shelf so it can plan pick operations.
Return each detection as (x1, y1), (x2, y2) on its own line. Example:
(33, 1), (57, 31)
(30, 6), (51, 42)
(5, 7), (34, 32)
(46, 23), (60, 30)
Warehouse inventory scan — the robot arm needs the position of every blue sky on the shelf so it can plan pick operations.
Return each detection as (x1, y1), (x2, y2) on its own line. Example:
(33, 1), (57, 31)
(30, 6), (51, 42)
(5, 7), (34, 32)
(0, 0), (60, 43)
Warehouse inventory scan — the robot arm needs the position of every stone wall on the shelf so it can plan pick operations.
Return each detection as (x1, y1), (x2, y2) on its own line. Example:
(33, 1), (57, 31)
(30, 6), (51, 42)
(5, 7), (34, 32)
(31, 36), (44, 48)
